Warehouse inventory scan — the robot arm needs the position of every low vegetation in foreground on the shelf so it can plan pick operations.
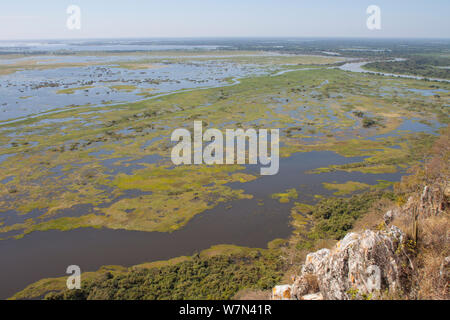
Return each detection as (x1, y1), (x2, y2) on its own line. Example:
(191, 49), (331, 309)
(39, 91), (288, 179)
(11, 246), (284, 300)
(46, 252), (283, 300)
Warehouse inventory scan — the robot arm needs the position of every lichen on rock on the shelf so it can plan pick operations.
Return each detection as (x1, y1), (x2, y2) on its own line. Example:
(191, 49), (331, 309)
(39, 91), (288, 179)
(290, 226), (414, 300)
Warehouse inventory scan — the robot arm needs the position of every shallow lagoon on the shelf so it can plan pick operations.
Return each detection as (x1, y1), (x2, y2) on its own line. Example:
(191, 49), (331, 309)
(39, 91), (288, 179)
(0, 59), (271, 121)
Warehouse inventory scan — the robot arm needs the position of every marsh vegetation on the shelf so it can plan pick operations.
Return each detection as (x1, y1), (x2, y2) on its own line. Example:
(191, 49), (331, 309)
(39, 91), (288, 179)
(0, 39), (449, 299)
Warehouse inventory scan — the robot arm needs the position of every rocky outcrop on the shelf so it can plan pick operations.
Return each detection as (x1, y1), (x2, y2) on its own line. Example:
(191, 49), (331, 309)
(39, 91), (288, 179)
(272, 285), (292, 300)
(383, 208), (400, 225)
(440, 256), (450, 284)
(272, 185), (448, 300)
(287, 226), (414, 300)
(402, 185), (448, 220)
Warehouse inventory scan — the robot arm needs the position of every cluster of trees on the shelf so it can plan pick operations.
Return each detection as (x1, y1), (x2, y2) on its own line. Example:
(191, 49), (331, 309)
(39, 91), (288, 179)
(45, 252), (284, 300)
(366, 56), (450, 80)
(352, 111), (380, 128)
(307, 191), (395, 241)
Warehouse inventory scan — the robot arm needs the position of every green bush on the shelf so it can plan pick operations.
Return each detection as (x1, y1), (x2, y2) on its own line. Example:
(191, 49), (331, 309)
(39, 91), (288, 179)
(45, 252), (284, 300)
(308, 191), (394, 240)
(362, 117), (378, 128)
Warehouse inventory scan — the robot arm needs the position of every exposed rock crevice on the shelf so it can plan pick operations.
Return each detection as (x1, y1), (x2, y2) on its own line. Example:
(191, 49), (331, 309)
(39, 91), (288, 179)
(290, 226), (413, 300)
(273, 185), (449, 300)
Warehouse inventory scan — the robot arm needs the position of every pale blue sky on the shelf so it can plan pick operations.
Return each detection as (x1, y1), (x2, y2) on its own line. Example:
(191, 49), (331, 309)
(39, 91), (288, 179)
(0, 1), (449, 40)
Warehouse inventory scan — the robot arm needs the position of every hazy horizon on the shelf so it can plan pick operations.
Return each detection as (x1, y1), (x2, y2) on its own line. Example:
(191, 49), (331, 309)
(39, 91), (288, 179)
(0, 0), (449, 41)
(1, 36), (450, 42)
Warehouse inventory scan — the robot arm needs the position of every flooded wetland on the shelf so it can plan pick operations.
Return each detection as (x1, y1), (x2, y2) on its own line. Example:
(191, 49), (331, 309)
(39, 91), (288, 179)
(0, 40), (449, 299)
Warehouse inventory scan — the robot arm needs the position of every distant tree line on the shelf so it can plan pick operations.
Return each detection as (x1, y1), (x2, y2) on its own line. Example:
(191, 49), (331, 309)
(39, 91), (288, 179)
(366, 56), (450, 80)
